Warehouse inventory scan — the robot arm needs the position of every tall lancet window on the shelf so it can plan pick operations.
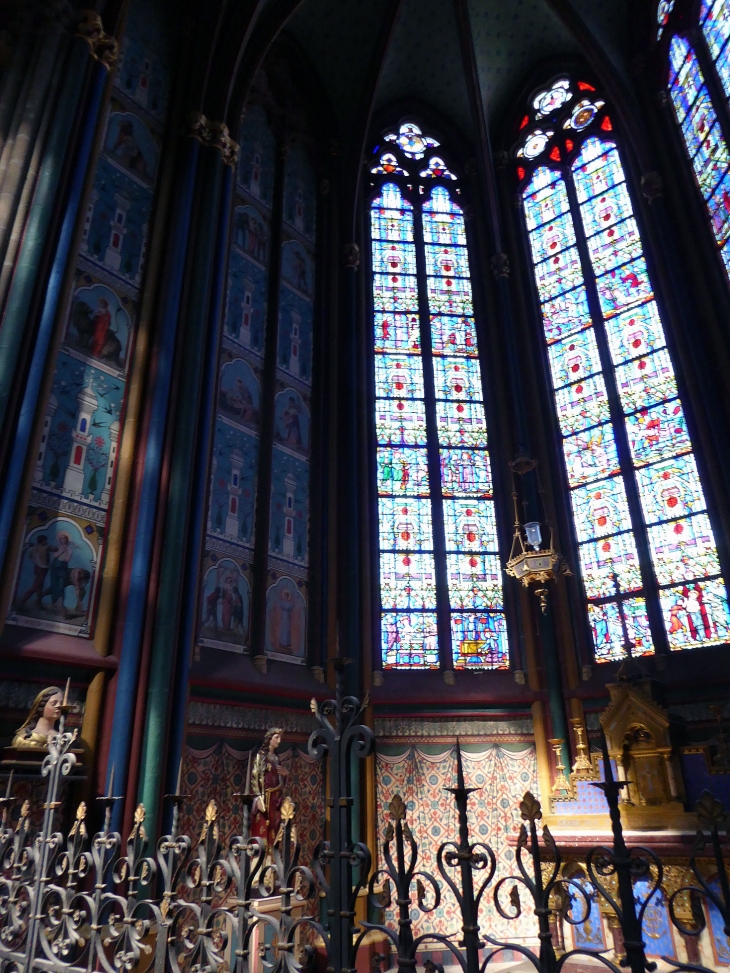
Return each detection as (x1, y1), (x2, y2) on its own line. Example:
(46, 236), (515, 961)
(660, 1), (730, 276)
(369, 123), (509, 671)
(513, 77), (730, 661)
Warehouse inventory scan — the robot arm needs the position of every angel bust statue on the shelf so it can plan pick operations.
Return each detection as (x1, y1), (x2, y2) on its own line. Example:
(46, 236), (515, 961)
(251, 727), (290, 848)
(11, 686), (63, 750)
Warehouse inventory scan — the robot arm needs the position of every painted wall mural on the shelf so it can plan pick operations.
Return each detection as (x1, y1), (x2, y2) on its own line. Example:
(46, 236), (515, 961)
(7, 0), (173, 638)
(199, 104), (275, 654)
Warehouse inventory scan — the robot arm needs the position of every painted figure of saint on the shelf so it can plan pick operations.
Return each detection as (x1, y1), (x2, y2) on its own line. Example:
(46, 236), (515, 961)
(90, 298), (112, 357)
(11, 686), (63, 750)
(281, 396), (302, 447)
(251, 728), (289, 848)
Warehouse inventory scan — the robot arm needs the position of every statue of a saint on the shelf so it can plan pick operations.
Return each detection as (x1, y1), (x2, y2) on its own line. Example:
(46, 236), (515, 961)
(11, 686), (63, 750)
(251, 727), (289, 847)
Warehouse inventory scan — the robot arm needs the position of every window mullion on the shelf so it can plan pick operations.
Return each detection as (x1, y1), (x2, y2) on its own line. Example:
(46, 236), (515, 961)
(412, 194), (453, 672)
(562, 164), (670, 656)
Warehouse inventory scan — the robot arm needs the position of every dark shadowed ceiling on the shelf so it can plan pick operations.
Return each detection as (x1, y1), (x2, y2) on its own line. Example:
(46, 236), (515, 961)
(286, 0), (633, 146)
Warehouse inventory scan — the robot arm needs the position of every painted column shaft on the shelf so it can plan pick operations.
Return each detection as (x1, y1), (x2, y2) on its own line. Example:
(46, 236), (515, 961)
(138, 148), (226, 833)
(163, 162), (233, 822)
(0, 57), (104, 577)
(105, 137), (199, 830)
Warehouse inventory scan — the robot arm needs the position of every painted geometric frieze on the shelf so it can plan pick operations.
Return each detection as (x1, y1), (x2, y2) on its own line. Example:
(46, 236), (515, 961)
(187, 700), (316, 736)
(373, 715), (535, 742)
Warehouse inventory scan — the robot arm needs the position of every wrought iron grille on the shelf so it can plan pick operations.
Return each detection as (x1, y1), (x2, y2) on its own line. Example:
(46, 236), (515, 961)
(0, 666), (728, 973)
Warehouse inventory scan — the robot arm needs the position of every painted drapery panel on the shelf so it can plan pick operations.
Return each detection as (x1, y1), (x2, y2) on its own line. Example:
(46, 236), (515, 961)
(7, 0), (173, 637)
(515, 77), (730, 661)
(370, 122), (509, 671)
(375, 744), (538, 942)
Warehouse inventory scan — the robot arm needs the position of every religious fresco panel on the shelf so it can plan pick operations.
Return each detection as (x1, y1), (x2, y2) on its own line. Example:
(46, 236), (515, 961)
(273, 384), (309, 457)
(277, 285), (313, 383)
(7, 0), (173, 640)
(218, 352), (262, 432)
(198, 554), (252, 653)
(264, 574), (307, 663)
(224, 249), (268, 354)
(283, 143), (316, 240)
(232, 204), (270, 265)
(269, 448), (308, 563)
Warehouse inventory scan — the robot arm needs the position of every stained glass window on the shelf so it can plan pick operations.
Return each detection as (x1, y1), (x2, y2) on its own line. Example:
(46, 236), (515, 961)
(665, 2), (730, 276)
(515, 76), (730, 660)
(370, 127), (509, 670)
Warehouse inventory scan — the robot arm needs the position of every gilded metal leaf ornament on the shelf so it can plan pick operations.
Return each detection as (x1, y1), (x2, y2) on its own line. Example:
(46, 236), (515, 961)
(131, 803), (146, 838)
(280, 796), (296, 823)
(519, 791), (542, 823)
(384, 822), (394, 842)
(695, 789), (726, 831)
(388, 794), (406, 822)
(69, 802), (87, 837)
(542, 824), (556, 855)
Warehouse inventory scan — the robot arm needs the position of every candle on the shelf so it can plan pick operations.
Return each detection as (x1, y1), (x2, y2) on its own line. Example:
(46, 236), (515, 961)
(62, 677), (70, 707)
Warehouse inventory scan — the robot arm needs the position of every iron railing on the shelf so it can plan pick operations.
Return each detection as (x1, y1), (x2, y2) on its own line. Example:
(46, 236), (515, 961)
(0, 666), (728, 973)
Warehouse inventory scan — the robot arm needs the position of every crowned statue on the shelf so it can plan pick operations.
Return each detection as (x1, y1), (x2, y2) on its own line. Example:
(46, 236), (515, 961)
(251, 727), (290, 847)
(11, 686), (63, 751)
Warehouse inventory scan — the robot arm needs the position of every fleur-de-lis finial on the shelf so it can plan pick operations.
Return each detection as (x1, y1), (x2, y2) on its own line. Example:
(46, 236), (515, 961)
(388, 794), (406, 822)
(696, 789), (726, 831)
(205, 800), (218, 824)
(519, 791), (542, 823)
(281, 796), (295, 823)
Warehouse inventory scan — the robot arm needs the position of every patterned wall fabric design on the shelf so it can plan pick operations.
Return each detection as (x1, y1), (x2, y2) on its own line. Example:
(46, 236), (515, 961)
(200, 105), (274, 654)
(265, 144), (315, 664)
(6, 0), (172, 639)
(181, 742), (324, 871)
(375, 744), (538, 943)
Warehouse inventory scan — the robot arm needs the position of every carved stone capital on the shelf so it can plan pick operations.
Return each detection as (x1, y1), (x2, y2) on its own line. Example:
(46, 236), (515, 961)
(343, 241), (360, 269)
(491, 251), (510, 278)
(76, 10), (118, 68)
(641, 170), (663, 203)
(186, 112), (239, 166)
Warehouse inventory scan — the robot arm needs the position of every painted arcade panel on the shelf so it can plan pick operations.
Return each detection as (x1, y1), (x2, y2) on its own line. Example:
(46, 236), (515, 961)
(280, 238), (314, 297)
(264, 574), (307, 663)
(283, 143), (316, 240)
(104, 105), (159, 187)
(273, 384), (309, 457)
(207, 421), (259, 546)
(231, 204), (270, 266)
(277, 286), (313, 384)
(115, 0), (173, 122)
(269, 449), (308, 563)
(238, 103), (276, 208)
(218, 353), (262, 432)
(8, 512), (100, 637)
(34, 352), (125, 503)
(198, 555), (251, 653)
(64, 274), (134, 377)
(225, 249), (268, 354)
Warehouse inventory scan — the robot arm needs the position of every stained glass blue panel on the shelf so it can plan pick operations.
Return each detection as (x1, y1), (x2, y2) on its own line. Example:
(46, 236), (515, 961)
(625, 400), (691, 466)
(702, 0), (730, 102)
(440, 449), (492, 496)
(635, 454), (707, 524)
(378, 498), (434, 551)
(595, 257), (654, 317)
(670, 37), (703, 120)
(372, 273), (419, 313)
(381, 612), (439, 667)
(660, 578), (730, 650)
(578, 532), (644, 598)
(562, 425), (621, 487)
(585, 218), (643, 276)
(375, 398), (428, 445)
(540, 287), (592, 343)
(372, 239), (418, 275)
(426, 275), (473, 315)
(526, 212), (576, 263)
(572, 138), (625, 202)
(446, 554), (503, 609)
(554, 375), (611, 435)
(689, 121), (729, 196)
(570, 476), (632, 543)
(374, 312), (421, 353)
(374, 353), (425, 398)
(614, 348), (678, 413)
(523, 168), (569, 231)
(646, 513), (722, 585)
(443, 499), (498, 552)
(377, 447), (430, 496)
(432, 356), (482, 400)
(706, 170), (730, 246)
(580, 183), (634, 237)
(424, 244), (470, 278)
(588, 598), (654, 661)
(436, 401), (489, 447)
(431, 315), (479, 356)
(533, 247), (585, 302)
(603, 301), (666, 365)
(547, 328), (602, 388)
(422, 187), (468, 245)
(451, 612), (509, 668)
(380, 552), (437, 609)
